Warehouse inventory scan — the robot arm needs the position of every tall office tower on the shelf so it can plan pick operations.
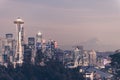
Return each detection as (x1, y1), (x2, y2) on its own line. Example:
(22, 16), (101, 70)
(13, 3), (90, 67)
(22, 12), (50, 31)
(28, 37), (35, 64)
(82, 50), (89, 66)
(21, 26), (25, 45)
(36, 32), (42, 50)
(89, 49), (97, 66)
(14, 17), (24, 64)
(1, 34), (15, 65)
(45, 40), (54, 59)
(5, 34), (14, 55)
(28, 37), (35, 49)
(73, 47), (82, 67)
(0, 37), (5, 64)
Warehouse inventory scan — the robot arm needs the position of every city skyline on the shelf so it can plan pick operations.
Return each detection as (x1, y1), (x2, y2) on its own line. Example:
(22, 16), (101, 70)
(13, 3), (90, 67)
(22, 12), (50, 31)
(1, 0), (120, 51)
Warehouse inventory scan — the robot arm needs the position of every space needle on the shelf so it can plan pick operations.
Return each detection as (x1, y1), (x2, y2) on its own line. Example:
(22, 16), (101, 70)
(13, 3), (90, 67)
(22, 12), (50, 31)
(14, 17), (24, 64)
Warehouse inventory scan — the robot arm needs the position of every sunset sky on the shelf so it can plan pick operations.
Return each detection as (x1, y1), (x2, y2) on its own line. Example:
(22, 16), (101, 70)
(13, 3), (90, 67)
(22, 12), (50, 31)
(1, 0), (120, 51)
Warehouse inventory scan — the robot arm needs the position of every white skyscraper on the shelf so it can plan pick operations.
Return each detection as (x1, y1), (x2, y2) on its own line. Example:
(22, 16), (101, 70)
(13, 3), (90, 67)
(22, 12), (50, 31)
(36, 32), (42, 50)
(36, 32), (42, 43)
(83, 50), (89, 66)
(89, 49), (96, 66)
(73, 47), (82, 67)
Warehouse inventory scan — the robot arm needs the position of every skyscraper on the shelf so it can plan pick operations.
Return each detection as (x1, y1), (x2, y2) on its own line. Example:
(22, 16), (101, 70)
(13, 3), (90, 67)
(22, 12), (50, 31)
(89, 49), (96, 66)
(73, 47), (82, 67)
(82, 50), (89, 66)
(36, 32), (42, 50)
(28, 37), (35, 64)
(5, 34), (15, 63)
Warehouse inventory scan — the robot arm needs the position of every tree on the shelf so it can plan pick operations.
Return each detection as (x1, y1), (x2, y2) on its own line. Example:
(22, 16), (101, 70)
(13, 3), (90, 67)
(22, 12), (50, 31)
(110, 52), (120, 79)
(0, 49), (85, 80)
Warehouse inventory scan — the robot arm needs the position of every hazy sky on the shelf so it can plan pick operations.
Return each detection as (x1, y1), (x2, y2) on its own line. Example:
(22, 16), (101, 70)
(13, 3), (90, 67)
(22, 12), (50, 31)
(1, 0), (120, 51)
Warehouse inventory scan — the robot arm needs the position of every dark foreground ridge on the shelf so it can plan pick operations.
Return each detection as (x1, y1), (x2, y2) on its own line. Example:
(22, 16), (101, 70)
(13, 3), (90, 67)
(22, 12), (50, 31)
(0, 59), (84, 80)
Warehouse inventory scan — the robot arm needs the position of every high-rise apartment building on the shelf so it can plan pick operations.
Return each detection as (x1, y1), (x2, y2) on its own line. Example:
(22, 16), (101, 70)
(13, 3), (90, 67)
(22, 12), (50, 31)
(28, 37), (35, 64)
(82, 50), (89, 66)
(89, 49), (96, 66)
(36, 32), (42, 50)
(0, 34), (16, 66)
